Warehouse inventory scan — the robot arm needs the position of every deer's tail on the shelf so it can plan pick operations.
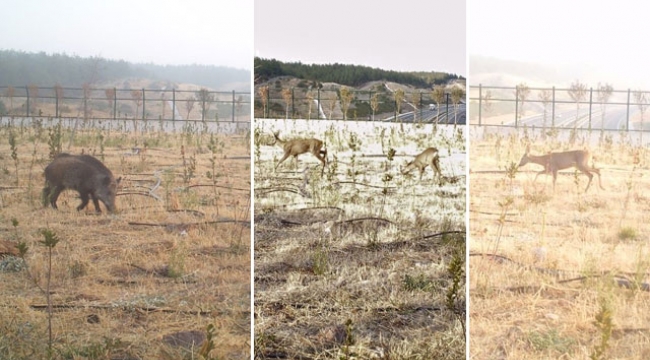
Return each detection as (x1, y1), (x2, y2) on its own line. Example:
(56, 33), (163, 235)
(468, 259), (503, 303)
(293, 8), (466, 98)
(273, 131), (285, 145)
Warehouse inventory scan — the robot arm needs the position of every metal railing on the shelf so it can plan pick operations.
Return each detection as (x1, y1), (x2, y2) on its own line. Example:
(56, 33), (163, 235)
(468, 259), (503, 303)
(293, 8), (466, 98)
(0, 85), (251, 123)
(254, 85), (466, 124)
(469, 84), (650, 131)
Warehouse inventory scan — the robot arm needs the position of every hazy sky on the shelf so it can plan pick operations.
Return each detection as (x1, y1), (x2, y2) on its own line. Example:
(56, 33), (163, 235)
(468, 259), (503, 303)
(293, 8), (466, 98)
(255, 0), (466, 76)
(1, 0), (253, 70)
(469, 0), (650, 87)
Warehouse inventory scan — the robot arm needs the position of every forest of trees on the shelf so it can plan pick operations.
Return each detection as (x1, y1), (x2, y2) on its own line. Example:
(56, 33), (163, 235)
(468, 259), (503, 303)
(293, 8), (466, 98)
(254, 57), (464, 88)
(0, 50), (250, 90)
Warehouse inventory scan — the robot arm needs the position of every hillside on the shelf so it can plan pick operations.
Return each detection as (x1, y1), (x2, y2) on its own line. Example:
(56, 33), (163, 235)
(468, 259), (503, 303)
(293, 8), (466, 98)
(469, 55), (599, 88)
(254, 75), (465, 121)
(0, 50), (250, 91)
(254, 57), (464, 88)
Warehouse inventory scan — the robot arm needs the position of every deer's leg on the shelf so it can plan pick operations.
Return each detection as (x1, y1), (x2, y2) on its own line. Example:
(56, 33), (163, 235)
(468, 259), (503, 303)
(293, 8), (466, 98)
(313, 150), (327, 176)
(320, 157), (326, 176)
(583, 169), (594, 192)
(592, 168), (604, 190)
(313, 150), (326, 163)
(419, 167), (425, 180)
(275, 152), (291, 170)
(583, 166), (604, 190)
(552, 170), (558, 191)
(320, 149), (328, 161)
(431, 157), (442, 179)
(576, 164), (598, 192)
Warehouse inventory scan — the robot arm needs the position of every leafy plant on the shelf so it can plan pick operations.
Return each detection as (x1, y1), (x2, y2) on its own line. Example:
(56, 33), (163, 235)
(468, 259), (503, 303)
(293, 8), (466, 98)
(9, 130), (19, 185)
(590, 298), (614, 360)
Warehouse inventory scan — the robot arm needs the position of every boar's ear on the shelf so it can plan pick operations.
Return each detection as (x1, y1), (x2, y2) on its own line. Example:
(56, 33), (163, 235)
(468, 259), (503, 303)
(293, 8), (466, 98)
(116, 177), (122, 184)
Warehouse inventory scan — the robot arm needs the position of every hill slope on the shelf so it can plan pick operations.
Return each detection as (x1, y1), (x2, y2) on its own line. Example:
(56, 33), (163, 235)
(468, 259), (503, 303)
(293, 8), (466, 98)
(0, 50), (250, 91)
(254, 57), (464, 88)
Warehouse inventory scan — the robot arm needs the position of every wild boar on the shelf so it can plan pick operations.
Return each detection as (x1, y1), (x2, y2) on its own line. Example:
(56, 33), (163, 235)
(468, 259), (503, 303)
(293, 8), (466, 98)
(43, 154), (121, 213)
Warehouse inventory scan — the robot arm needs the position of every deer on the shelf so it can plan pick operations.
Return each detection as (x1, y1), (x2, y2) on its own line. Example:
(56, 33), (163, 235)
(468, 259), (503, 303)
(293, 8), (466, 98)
(518, 145), (604, 192)
(273, 131), (328, 176)
(401, 147), (442, 181)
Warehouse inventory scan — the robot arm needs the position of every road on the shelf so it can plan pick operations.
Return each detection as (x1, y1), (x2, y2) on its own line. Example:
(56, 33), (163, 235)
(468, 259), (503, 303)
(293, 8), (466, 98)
(508, 106), (639, 130)
(383, 104), (466, 124)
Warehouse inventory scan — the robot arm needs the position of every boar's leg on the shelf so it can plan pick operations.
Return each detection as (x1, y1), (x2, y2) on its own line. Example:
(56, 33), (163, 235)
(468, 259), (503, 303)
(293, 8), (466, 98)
(90, 194), (102, 213)
(42, 186), (52, 208)
(44, 186), (63, 209)
(77, 191), (91, 211)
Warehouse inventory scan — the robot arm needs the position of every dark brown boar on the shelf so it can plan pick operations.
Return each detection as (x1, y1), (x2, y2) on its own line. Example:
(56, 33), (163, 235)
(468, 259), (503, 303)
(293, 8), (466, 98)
(43, 154), (121, 213)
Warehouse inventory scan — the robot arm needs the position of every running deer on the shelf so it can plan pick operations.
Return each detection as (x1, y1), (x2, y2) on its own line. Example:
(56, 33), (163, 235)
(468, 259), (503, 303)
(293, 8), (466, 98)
(273, 131), (328, 175)
(401, 147), (442, 181)
(518, 146), (604, 192)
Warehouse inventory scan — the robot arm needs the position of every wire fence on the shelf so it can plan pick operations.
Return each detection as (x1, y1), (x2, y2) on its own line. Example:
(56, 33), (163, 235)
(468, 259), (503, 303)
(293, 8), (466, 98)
(0, 85), (251, 124)
(469, 84), (650, 132)
(254, 84), (467, 124)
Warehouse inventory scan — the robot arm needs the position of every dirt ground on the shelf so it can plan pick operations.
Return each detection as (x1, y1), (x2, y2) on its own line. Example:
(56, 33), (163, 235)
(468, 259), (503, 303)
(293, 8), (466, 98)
(470, 126), (650, 360)
(253, 119), (467, 359)
(0, 121), (251, 359)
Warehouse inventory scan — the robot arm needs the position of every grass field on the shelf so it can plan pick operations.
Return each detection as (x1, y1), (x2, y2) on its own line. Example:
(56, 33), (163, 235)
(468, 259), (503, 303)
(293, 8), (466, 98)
(470, 126), (650, 359)
(0, 117), (251, 359)
(253, 119), (467, 359)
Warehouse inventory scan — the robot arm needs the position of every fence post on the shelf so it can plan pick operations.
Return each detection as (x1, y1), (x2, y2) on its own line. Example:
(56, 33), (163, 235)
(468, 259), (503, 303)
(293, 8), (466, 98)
(172, 88), (176, 121)
(83, 87), (88, 121)
(552, 86), (556, 128)
(478, 84), (482, 126)
(626, 88), (631, 131)
(202, 95), (206, 122)
(589, 88), (594, 131)
(514, 86), (519, 129)
(317, 88), (320, 119)
(141, 88), (145, 120)
(54, 86), (59, 118)
(232, 90), (236, 122)
(291, 88), (295, 119)
(266, 88), (270, 118)
(25, 86), (30, 117)
(419, 92), (423, 122)
(113, 87), (117, 121)
(394, 96), (398, 121)
(368, 91), (372, 121)
(445, 93), (449, 123)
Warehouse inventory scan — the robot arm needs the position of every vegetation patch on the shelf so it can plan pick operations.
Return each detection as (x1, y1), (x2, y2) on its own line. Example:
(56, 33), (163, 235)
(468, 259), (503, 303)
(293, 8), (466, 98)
(470, 126), (650, 360)
(254, 119), (466, 359)
(0, 117), (250, 359)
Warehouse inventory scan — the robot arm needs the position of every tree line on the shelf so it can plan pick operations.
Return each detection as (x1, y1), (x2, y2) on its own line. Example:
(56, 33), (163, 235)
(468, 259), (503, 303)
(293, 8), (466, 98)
(0, 50), (250, 90)
(254, 57), (464, 88)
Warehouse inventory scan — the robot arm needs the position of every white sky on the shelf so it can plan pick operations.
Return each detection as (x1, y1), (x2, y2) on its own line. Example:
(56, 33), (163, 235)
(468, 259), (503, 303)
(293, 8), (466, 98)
(0, 0), (253, 70)
(468, 0), (650, 87)
(255, 0), (466, 76)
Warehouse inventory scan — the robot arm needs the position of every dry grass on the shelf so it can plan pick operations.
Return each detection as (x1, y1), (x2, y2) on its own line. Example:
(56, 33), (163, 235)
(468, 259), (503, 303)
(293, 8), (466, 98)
(254, 119), (466, 359)
(0, 119), (250, 359)
(470, 126), (650, 360)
